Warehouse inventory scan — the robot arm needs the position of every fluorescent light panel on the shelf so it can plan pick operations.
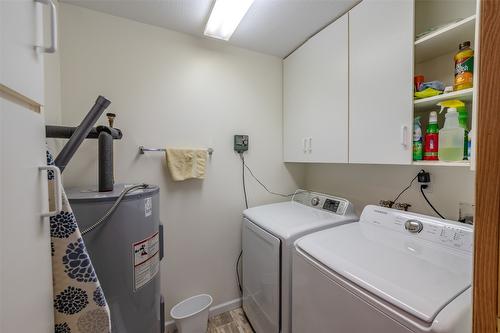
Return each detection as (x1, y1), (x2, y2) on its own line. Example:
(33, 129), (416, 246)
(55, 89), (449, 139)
(204, 0), (255, 41)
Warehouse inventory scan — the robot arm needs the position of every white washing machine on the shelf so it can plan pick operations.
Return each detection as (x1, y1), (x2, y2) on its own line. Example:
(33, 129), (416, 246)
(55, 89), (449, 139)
(242, 190), (357, 333)
(292, 205), (473, 333)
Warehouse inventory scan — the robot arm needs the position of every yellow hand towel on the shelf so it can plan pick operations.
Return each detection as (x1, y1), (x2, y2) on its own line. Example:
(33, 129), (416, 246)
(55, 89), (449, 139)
(166, 148), (208, 181)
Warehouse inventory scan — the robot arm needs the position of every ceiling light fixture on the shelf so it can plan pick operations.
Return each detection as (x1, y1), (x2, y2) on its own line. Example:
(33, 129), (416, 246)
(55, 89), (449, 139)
(204, 0), (255, 41)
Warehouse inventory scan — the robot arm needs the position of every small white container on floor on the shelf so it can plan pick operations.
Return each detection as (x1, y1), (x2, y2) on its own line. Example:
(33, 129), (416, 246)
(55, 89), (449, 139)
(170, 294), (213, 333)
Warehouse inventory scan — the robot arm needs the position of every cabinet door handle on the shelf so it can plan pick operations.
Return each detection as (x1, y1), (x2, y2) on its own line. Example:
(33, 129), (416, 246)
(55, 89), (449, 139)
(308, 137), (312, 153)
(401, 125), (409, 149)
(303, 138), (307, 153)
(35, 0), (58, 53)
(40, 165), (62, 217)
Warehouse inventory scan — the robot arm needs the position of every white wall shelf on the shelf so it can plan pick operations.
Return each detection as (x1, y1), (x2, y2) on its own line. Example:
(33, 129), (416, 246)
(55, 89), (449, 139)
(415, 15), (476, 63)
(412, 160), (471, 167)
(414, 88), (473, 111)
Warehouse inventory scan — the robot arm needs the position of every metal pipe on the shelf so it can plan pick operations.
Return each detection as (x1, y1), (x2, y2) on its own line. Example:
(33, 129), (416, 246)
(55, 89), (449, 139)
(98, 130), (114, 192)
(54, 96), (111, 172)
(46, 125), (122, 140)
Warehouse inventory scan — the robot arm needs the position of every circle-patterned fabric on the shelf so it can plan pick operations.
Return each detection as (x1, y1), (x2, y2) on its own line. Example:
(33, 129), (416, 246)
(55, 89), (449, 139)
(93, 287), (107, 307)
(54, 322), (71, 333)
(54, 286), (89, 315)
(63, 238), (97, 283)
(77, 309), (111, 333)
(47, 149), (111, 332)
(50, 211), (78, 238)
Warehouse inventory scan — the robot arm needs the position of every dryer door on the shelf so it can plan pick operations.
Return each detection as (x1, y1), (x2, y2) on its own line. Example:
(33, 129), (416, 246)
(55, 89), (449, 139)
(242, 218), (280, 333)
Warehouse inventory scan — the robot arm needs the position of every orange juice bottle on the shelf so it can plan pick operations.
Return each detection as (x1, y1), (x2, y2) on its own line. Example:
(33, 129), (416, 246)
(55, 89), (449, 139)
(454, 41), (474, 91)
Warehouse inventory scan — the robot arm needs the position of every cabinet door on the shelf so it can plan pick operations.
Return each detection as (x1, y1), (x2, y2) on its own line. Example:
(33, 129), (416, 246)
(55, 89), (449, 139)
(1, 97), (54, 333)
(284, 14), (349, 163)
(1, 0), (44, 104)
(349, 0), (414, 164)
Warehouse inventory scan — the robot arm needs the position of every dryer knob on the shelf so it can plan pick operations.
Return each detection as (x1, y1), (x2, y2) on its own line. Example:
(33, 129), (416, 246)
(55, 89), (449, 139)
(311, 197), (320, 207)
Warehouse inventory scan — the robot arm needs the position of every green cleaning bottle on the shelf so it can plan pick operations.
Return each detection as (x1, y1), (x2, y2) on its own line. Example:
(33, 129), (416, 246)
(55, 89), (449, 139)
(413, 116), (423, 161)
(457, 106), (469, 160)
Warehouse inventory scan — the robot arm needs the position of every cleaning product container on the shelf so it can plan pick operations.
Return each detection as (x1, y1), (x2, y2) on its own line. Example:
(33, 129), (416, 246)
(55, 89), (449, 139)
(171, 294), (213, 333)
(439, 108), (465, 161)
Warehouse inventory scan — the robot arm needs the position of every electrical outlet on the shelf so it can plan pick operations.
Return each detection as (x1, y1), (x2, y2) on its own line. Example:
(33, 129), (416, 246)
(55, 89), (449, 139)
(417, 170), (431, 183)
(234, 135), (249, 153)
(418, 169), (432, 193)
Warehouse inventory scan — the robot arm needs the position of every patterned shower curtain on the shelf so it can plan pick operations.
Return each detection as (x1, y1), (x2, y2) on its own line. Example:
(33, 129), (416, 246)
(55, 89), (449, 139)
(47, 151), (112, 333)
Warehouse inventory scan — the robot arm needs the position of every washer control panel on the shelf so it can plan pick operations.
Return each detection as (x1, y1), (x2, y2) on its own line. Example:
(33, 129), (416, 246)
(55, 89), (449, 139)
(293, 190), (353, 216)
(362, 206), (473, 252)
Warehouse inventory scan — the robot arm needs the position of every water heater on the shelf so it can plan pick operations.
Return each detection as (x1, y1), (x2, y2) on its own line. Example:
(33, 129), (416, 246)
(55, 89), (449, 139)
(68, 184), (164, 333)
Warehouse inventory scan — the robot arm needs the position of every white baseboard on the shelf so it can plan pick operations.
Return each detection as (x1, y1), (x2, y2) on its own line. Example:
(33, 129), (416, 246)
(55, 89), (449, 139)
(208, 297), (242, 317)
(164, 297), (242, 333)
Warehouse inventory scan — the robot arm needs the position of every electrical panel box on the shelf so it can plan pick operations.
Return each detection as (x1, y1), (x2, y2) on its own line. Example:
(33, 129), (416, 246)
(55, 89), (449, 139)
(234, 135), (249, 153)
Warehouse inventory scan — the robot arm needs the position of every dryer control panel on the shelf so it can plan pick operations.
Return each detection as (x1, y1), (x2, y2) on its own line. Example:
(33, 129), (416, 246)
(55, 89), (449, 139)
(292, 190), (354, 216)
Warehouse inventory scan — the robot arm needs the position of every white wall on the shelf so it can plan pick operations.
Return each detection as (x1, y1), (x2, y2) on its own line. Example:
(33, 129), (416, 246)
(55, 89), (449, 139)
(305, 164), (475, 221)
(56, 3), (304, 319)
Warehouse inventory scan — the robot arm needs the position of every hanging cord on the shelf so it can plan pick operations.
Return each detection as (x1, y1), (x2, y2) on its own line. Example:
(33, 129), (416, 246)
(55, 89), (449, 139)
(420, 185), (445, 219)
(393, 174), (419, 204)
(393, 170), (446, 219)
(241, 154), (249, 209)
(235, 154), (247, 295)
(241, 154), (295, 198)
(81, 184), (150, 236)
(236, 251), (243, 295)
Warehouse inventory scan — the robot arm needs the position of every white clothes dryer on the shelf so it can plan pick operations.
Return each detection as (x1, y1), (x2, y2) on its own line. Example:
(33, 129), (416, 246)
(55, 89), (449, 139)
(242, 190), (357, 333)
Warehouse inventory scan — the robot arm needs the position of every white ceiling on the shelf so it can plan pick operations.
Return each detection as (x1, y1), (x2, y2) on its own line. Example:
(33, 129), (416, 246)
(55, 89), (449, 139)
(60, 0), (360, 58)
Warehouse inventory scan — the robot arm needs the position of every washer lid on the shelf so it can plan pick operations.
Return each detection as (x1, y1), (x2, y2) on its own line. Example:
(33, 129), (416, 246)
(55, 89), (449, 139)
(243, 201), (356, 240)
(295, 209), (473, 323)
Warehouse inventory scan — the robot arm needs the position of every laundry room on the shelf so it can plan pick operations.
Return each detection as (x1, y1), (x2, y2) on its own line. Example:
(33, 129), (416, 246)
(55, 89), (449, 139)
(1, 0), (499, 333)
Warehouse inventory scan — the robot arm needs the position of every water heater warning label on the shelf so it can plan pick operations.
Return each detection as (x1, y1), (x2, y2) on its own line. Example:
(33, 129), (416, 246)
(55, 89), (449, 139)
(133, 232), (160, 291)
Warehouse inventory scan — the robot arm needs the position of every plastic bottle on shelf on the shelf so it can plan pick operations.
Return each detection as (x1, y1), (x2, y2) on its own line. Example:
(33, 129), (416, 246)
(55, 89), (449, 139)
(423, 111), (439, 160)
(438, 108), (465, 162)
(413, 116), (423, 161)
(454, 41), (474, 91)
(437, 100), (469, 160)
(467, 130), (473, 160)
(457, 106), (469, 160)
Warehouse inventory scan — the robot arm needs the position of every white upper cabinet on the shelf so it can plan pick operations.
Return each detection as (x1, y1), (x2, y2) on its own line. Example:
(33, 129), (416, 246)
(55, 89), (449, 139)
(349, 0), (414, 164)
(284, 14), (349, 163)
(1, 0), (57, 105)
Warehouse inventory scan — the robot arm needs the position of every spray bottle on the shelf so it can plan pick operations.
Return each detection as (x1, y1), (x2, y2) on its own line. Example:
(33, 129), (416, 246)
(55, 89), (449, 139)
(437, 100), (469, 159)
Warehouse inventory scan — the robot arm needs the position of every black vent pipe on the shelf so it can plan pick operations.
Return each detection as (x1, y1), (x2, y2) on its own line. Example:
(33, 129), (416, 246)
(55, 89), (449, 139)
(54, 96), (111, 172)
(97, 126), (114, 192)
(46, 125), (122, 140)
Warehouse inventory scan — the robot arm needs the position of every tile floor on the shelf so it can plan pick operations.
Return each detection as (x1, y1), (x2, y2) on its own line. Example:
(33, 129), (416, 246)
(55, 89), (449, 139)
(207, 308), (254, 333)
